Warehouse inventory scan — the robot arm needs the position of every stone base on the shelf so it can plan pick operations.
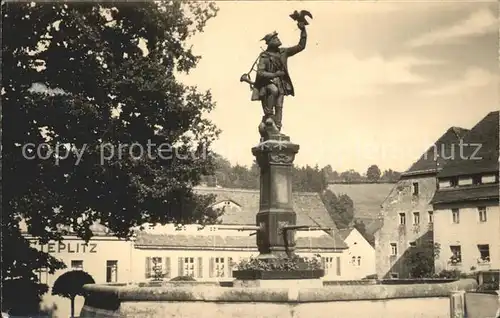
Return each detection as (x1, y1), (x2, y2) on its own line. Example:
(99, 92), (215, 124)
(233, 278), (323, 289)
(80, 279), (478, 318)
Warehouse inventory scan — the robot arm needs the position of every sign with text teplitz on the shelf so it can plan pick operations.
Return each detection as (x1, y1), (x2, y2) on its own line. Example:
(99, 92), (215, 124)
(32, 240), (98, 254)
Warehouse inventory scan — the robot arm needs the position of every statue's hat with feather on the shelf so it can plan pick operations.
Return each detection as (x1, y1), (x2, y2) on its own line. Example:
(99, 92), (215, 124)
(260, 31), (278, 44)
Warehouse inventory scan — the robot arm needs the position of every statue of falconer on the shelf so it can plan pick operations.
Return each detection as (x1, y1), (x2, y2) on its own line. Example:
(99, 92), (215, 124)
(240, 13), (310, 139)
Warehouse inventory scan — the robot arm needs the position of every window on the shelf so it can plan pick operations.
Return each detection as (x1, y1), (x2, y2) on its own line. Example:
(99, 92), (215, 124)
(321, 257), (334, 276)
(399, 213), (406, 225)
(452, 209), (460, 223)
(145, 257), (171, 279)
(71, 260), (83, 270)
(413, 212), (420, 225)
(458, 177), (472, 186)
(106, 261), (118, 283)
(478, 207), (487, 222)
(336, 257), (341, 276)
(37, 267), (49, 285)
(390, 272), (399, 279)
(357, 256), (361, 266)
(477, 244), (490, 263)
(178, 257), (202, 278)
(481, 175), (496, 184)
(183, 257), (196, 277)
(409, 241), (416, 248)
(450, 245), (461, 264)
(209, 257), (225, 278)
(390, 243), (397, 256)
(412, 182), (419, 195)
(428, 211), (433, 224)
(351, 256), (356, 266)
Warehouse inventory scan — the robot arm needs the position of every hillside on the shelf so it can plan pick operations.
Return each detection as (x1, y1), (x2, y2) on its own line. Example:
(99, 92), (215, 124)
(327, 183), (395, 220)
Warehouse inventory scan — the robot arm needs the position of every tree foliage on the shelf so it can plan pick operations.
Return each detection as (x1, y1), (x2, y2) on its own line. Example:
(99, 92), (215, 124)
(320, 189), (354, 229)
(2, 1), (220, 314)
(404, 242), (441, 278)
(52, 270), (95, 317)
(366, 164), (381, 182)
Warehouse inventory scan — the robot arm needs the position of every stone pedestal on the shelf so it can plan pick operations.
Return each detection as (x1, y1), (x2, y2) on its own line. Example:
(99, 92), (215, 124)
(251, 133), (299, 258)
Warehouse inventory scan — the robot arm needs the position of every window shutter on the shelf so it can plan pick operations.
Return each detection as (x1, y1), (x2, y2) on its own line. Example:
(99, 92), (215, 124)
(209, 257), (215, 278)
(336, 257), (341, 276)
(228, 257), (233, 278)
(178, 257), (183, 277)
(165, 257), (171, 279)
(197, 257), (203, 278)
(321, 257), (326, 269)
(145, 257), (151, 279)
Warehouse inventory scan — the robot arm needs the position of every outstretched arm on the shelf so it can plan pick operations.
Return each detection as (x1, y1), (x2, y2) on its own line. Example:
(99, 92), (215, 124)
(284, 22), (307, 57)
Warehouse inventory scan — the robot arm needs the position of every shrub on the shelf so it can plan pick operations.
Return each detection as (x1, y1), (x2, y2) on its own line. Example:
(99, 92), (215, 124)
(170, 276), (196, 282)
(363, 274), (378, 280)
(436, 269), (462, 279)
(52, 270), (95, 318)
(477, 282), (499, 292)
(404, 242), (441, 278)
(236, 255), (322, 271)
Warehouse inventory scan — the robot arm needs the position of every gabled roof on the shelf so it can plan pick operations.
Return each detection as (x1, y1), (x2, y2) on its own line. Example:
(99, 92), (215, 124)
(431, 184), (498, 205)
(402, 126), (469, 177)
(431, 111), (499, 205)
(337, 228), (354, 240)
(436, 111), (499, 178)
(195, 187), (337, 229)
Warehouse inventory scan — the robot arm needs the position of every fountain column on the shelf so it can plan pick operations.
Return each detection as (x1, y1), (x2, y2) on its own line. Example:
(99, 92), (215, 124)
(251, 132), (299, 259)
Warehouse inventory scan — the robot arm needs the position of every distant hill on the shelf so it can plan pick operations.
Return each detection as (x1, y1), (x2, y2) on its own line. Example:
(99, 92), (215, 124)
(327, 183), (395, 220)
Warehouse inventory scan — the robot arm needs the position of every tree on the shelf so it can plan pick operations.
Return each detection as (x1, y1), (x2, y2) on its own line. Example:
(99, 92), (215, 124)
(320, 189), (354, 229)
(52, 270), (95, 318)
(404, 242), (441, 278)
(2, 2), (220, 314)
(366, 165), (381, 183)
(381, 169), (401, 183)
(340, 169), (362, 183)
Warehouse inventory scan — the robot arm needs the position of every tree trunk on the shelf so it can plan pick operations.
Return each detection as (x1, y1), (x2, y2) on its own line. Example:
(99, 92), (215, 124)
(71, 296), (75, 318)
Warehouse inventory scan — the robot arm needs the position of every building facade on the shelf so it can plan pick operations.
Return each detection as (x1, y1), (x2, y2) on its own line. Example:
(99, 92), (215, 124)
(376, 127), (469, 278)
(132, 187), (350, 282)
(29, 187), (351, 285)
(27, 223), (135, 286)
(431, 111), (499, 274)
(338, 228), (376, 279)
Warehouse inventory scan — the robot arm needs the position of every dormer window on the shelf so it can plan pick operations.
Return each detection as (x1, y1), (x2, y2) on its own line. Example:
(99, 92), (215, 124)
(450, 178), (458, 187)
(481, 175), (496, 184)
(458, 177), (472, 186)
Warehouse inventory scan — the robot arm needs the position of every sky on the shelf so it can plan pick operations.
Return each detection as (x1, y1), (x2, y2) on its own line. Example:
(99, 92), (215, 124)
(178, 1), (499, 173)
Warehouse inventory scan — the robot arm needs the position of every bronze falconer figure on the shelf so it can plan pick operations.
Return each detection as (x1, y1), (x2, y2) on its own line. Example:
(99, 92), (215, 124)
(240, 10), (312, 140)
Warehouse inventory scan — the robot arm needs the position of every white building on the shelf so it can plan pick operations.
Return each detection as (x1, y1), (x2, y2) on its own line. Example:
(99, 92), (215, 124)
(338, 228), (376, 279)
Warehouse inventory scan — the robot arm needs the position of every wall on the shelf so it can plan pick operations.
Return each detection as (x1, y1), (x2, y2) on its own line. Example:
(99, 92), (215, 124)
(80, 279), (477, 318)
(343, 229), (376, 279)
(30, 235), (135, 285)
(376, 176), (436, 278)
(434, 201), (500, 273)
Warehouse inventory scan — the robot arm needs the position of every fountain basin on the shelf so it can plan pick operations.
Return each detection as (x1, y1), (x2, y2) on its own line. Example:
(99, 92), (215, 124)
(80, 279), (477, 318)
